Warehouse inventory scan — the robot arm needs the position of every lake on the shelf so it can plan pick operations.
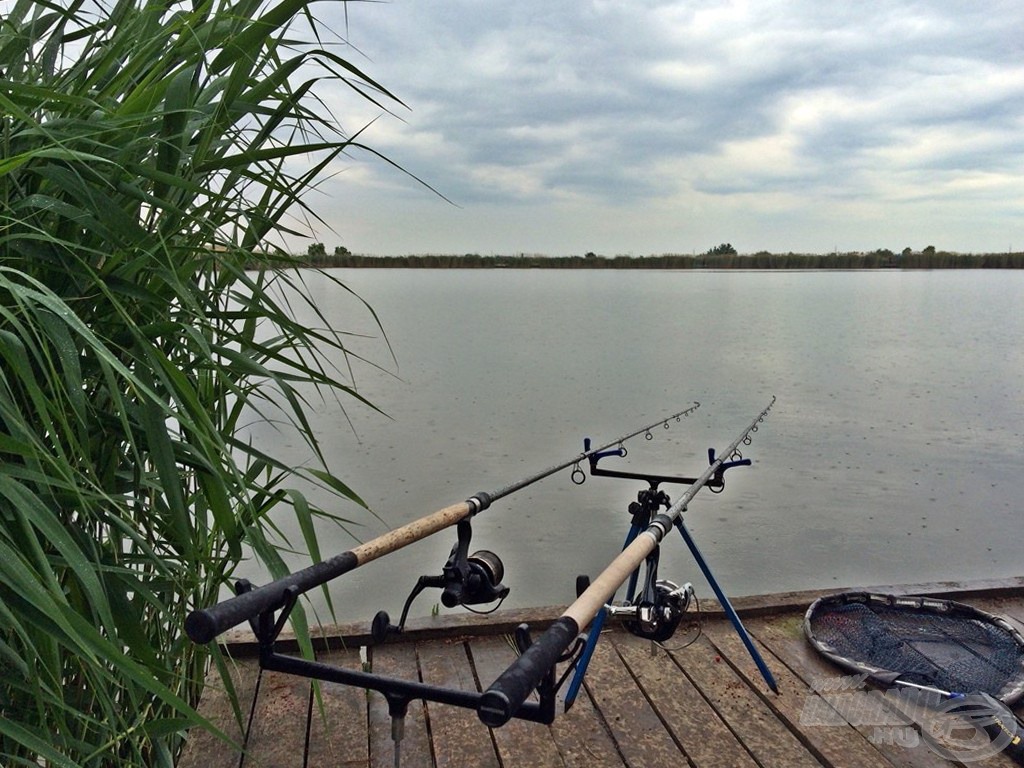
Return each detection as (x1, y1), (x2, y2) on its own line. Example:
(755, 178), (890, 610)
(239, 268), (1023, 626)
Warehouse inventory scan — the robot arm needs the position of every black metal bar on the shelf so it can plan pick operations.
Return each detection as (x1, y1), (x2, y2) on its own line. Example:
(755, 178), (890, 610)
(261, 651), (556, 725)
(588, 463), (720, 489)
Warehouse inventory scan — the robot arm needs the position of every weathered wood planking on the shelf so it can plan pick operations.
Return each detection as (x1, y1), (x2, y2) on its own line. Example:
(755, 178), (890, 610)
(667, 634), (824, 768)
(700, 617), (896, 768)
(181, 581), (1024, 768)
(415, 638), (499, 768)
(550, 662), (628, 767)
(581, 637), (690, 767)
(367, 642), (431, 768)
(307, 647), (368, 767)
(179, 654), (260, 768)
(469, 635), (567, 766)
(243, 668), (311, 768)
(609, 630), (760, 768)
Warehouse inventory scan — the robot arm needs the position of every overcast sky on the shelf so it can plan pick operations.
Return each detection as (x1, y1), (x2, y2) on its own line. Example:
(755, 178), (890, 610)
(292, 1), (1024, 257)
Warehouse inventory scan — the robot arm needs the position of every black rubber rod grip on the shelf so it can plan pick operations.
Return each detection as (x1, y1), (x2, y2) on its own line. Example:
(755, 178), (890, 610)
(186, 500), (476, 644)
(185, 551), (359, 644)
(477, 616), (579, 727)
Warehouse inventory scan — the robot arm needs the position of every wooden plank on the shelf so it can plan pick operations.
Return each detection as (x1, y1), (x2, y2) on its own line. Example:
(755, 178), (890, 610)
(307, 646), (369, 767)
(609, 629), (758, 768)
(668, 633), (823, 768)
(468, 635), (566, 766)
(701, 577), (1024, 620)
(416, 638), (500, 768)
(582, 631), (692, 767)
(551, 676), (629, 768)
(243, 668), (311, 768)
(367, 642), (433, 768)
(748, 613), (956, 768)
(198, 588), (1024, 766)
(701, 618), (896, 768)
(965, 595), (1024, 634)
(179, 654), (260, 768)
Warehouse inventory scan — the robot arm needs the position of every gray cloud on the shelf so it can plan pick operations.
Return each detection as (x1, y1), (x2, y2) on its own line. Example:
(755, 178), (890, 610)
(301, 0), (1024, 254)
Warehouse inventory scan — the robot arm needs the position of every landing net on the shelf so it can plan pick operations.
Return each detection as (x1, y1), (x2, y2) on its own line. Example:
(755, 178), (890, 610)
(804, 592), (1024, 703)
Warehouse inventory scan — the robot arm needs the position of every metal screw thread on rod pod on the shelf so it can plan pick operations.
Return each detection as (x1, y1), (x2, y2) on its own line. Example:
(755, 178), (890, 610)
(392, 716), (404, 768)
(185, 402), (701, 644)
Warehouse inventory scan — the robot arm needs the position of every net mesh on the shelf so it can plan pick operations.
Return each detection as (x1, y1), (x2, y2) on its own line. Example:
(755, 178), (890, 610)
(808, 598), (1024, 697)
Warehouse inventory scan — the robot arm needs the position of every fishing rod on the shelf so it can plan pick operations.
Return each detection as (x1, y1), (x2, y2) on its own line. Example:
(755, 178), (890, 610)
(185, 402), (701, 644)
(477, 396), (776, 728)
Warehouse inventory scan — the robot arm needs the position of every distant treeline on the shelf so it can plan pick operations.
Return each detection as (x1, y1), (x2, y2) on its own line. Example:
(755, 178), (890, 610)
(296, 249), (1024, 270)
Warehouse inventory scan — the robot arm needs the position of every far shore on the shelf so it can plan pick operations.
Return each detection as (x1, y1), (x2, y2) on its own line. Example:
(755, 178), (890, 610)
(290, 249), (1024, 270)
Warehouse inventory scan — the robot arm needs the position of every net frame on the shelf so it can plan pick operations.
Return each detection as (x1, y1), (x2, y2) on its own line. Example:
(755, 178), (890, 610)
(804, 591), (1024, 704)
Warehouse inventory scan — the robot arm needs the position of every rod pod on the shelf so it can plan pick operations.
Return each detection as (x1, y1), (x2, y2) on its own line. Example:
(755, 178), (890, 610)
(478, 396), (776, 727)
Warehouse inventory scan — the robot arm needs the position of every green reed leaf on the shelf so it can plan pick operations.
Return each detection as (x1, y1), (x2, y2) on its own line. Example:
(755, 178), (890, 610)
(1, 0), (408, 761)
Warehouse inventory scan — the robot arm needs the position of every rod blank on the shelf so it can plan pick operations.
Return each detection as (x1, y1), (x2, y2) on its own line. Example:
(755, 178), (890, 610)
(185, 403), (701, 644)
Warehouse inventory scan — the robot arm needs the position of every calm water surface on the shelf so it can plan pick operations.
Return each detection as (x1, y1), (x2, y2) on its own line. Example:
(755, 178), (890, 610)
(240, 269), (1023, 625)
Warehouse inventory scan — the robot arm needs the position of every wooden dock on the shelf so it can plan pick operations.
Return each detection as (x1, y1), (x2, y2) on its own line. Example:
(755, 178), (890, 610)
(179, 578), (1024, 767)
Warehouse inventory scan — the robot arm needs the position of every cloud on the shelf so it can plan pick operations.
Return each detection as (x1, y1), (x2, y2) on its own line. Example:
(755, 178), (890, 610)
(296, 0), (1024, 254)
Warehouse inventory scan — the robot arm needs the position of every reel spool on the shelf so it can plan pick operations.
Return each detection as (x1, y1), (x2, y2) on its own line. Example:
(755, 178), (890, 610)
(442, 549), (507, 608)
(623, 579), (693, 642)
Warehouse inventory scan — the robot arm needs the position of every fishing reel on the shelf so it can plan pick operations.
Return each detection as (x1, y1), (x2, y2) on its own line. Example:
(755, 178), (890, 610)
(576, 569), (696, 643)
(606, 579), (695, 642)
(372, 520), (510, 643)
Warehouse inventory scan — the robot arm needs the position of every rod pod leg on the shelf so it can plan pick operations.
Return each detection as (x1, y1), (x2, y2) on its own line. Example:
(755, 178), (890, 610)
(385, 694), (410, 768)
(674, 518), (779, 693)
(563, 607), (607, 711)
(565, 518), (646, 710)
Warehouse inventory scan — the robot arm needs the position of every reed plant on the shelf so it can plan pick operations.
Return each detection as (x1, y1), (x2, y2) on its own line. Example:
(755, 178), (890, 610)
(0, 0), (397, 763)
